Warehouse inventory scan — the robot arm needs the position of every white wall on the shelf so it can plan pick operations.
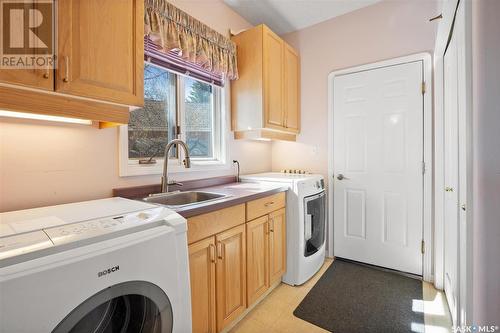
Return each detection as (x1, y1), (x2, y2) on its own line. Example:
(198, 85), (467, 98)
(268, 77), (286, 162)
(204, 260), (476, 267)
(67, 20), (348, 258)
(271, 0), (439, 176)
(0, 0), (272, 212)
(471, 0), (500, 324)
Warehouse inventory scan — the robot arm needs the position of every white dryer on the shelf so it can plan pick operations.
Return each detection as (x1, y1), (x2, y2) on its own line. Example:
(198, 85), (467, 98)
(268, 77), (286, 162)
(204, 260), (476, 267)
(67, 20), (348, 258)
(0, 197), (191, 333)
(240, 172), (326, 286)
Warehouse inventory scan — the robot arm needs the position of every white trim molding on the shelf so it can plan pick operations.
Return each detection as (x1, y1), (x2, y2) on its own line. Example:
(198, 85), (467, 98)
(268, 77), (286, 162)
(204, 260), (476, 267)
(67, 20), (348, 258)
(327, 53), (434, 282)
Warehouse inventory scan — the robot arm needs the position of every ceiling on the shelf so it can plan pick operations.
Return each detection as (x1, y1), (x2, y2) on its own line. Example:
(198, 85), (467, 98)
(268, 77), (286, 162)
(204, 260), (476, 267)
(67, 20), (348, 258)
(224, 0), (383, 35)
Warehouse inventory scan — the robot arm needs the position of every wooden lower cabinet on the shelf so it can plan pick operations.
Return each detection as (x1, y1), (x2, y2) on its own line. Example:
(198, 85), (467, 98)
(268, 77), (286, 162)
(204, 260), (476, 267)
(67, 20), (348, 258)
(189, 237), (216, 333)
(246, 207), (287, 307)
(189, 224), (247, 333)
(246, 216), (270, 305)
(188, 197), (286, 332)
(246, 192), (286, 221)
(269, 208), (287, 284)
(215, 224), (247, 332)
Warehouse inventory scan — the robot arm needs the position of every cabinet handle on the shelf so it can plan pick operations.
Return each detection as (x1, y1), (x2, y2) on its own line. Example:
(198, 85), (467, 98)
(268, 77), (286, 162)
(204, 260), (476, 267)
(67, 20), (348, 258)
(62, 56), (70, 82)
(270, 220), (274, 233)
(43, 54), (50, 79)
(217, 242), (224, 259)
(264, 201), (275, 207)
(42, 53), (50, 79)
(209, 244), (215, 263)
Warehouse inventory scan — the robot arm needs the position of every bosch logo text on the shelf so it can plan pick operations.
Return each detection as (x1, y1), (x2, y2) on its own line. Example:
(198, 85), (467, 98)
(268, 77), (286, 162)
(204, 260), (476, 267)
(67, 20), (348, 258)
(97, 265), (120, 278)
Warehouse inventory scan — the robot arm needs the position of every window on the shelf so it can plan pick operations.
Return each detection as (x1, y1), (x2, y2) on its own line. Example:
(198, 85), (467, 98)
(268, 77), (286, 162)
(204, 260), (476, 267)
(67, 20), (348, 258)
(128, 64), (177, 162)
(119, 63), (227, 176)
(183, 77), (216, 159)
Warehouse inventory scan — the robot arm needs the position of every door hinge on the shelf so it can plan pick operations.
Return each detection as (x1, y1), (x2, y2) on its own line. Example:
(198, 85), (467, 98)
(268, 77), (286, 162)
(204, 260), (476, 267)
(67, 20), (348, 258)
(421, 240), (425, 254)
(421, 82), (426, 94)
(422, 161), (426, 174)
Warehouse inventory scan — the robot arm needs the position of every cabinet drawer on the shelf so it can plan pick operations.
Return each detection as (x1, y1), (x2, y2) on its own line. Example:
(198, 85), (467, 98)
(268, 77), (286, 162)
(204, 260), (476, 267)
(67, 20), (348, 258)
(246, 192), (286, 221)
(187, 204), (245, 244)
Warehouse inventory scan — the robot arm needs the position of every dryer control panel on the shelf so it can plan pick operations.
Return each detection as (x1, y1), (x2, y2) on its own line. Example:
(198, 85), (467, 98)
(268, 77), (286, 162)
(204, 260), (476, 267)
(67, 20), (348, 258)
(296, 176), (325, 197)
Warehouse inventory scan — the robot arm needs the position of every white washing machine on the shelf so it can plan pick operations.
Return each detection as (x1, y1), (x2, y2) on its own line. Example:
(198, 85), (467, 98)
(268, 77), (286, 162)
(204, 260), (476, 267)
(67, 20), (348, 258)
(240, 172), (326, 286)
(0, 197), (191, 333)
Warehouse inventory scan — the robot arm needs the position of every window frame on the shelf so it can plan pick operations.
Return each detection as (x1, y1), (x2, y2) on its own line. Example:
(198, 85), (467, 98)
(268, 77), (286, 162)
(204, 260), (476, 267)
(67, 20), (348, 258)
(119, 64), (230, 177)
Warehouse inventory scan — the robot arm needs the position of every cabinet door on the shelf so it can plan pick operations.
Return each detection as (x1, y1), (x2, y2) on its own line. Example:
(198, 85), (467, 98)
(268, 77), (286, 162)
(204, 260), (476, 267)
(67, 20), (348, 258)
(0, 2), (53, 90)
(57, 0), (143, 106)
(283, 43), (300, 133)
(269, 208), (287, 284)
(0, 68), (53, 91)
(246, 216), (269, 306)
(216, 224), (246, 331)
(189, 237), (216, 333)
(263, 27), (284, 129)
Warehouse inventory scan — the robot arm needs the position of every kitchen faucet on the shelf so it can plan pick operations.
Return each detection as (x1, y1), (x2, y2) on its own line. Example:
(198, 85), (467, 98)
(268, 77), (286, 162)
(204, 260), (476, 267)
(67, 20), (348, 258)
(161, 139), (191, 193)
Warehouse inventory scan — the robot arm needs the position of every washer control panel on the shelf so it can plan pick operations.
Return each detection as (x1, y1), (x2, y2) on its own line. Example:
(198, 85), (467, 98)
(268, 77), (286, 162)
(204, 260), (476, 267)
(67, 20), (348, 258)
(44, 207), (165, 246)
(0, 231), (53, 260)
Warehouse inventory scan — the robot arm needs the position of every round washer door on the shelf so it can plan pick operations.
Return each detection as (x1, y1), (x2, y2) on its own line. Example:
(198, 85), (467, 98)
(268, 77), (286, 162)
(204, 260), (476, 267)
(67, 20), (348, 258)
(52, 281), (173, 333)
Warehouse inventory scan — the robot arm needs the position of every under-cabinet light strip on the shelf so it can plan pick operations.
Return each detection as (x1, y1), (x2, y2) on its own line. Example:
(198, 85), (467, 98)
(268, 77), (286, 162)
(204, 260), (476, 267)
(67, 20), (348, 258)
(0, 110), (92, 125)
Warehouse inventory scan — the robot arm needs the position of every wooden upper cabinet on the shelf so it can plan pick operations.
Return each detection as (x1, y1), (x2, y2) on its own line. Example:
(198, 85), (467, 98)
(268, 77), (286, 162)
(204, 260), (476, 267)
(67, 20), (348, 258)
(269, 208), (287, 284)
(189, 237), (217, 333)
(57, 0), (144, 106)
(263, 28), (284, 129)
(0, 0), (141, 125)
(246, 216), (270, 306)
(231, 24), (300, 141)
(0, 2), (54, 91)
(0, 69), (53, 91)
(283, 43), (300, 133)
(216, 224), (247, 332)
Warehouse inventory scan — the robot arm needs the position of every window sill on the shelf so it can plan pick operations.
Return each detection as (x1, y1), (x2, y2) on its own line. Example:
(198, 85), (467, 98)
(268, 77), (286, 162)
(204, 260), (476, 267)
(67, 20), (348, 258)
(119, 159), (231, 177)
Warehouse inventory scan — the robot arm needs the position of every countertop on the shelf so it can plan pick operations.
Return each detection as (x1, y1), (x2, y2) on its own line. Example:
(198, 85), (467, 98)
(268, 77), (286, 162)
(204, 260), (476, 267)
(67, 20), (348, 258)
(164, 182), (288, 218)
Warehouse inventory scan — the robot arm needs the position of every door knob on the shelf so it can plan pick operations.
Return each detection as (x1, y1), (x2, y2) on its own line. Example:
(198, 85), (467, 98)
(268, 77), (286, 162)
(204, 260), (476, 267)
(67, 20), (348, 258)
(445, 187), (454, 192)
(337, 174), (345, 180)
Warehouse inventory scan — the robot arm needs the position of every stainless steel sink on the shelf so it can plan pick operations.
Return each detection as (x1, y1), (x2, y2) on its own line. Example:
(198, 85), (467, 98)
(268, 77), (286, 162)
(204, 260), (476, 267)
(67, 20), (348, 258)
(143, 191), (228, 208)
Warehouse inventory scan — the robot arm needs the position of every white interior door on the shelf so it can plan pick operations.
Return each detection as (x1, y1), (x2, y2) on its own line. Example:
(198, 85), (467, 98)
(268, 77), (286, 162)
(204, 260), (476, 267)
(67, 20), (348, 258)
(444, 32), (459, 323)
(333, 61), (424, 275)
(456, 2), (470, 326)
(443, 3), (467, 324)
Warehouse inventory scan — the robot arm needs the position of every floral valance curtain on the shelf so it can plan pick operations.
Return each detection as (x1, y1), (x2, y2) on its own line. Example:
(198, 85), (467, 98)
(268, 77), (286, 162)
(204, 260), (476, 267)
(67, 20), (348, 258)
(144, 0), (238, 81)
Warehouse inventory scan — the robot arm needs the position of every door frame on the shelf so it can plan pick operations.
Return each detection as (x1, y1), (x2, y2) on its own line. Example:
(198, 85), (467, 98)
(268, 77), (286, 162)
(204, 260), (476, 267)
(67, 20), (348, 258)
(327, 53), (433, 282)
